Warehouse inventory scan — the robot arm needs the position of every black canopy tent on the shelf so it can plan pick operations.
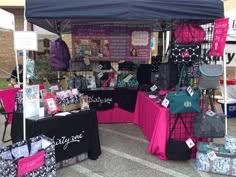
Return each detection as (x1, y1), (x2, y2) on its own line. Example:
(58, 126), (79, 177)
(25, 0), (224, 34)
(23, 0), (230, 137)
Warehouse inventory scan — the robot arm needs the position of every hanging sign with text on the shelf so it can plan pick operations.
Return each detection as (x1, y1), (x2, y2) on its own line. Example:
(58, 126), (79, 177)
(14, 31), (38, 51)
(72, 26), (151, 61)
(209, 18), (229, 57)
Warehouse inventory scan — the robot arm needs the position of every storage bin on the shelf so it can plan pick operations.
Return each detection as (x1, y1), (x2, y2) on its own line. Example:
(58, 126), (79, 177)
(218, 99), (236, 117)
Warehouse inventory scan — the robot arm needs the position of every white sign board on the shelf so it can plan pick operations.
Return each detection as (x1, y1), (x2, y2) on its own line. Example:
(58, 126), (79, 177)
(14, 31), (38, 51)
(225, 8), (236, 41)
(24, 85), (40, 119)
(0, 8), (15, 31)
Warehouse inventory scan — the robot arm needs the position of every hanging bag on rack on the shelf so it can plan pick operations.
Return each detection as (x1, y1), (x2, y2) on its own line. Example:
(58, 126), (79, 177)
(171, 43), (201, 65)
(192, 94), (226, 138)
(171, 23), (204, 65)
(167, 64), (201, 114)
(166, 114), (192, 160)
(174, 23), (206, 43)
(198, 64), (223, 89)
(50, 38), (71, 71)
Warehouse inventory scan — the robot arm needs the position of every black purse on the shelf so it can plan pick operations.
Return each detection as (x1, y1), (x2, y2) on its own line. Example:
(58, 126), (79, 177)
(158, 61), (178, 90)
(166, 114), (192, 160)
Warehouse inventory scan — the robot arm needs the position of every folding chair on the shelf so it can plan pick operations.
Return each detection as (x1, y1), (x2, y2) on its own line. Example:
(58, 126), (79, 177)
(0, 100), (13, 142)
(0, 88), (21, 143)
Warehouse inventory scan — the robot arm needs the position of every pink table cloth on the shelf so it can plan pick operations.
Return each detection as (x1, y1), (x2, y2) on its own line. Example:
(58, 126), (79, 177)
(97, 91), (206, 160)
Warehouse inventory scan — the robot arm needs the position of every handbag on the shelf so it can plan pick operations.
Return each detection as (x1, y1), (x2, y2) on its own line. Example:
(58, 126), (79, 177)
(174, 23), (206, 43)
(167, 64), (201, 114)
(0, 135), (56, 177)
(192, 95), (225, 138)
(171, 43), (201, 65)
(166, 114), (192, 160)
(158, 61), (178, 90)
(198, 64), (223, 89)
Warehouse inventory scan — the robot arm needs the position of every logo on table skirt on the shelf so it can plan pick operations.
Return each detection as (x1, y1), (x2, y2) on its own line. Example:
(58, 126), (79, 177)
(184, 101), (192, 107)
(53, 131), (85, 150)
(88, 96), (113, 105)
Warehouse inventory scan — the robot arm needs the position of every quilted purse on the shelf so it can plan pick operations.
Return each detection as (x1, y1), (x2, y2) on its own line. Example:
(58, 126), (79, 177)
(171, 43), (201, 65)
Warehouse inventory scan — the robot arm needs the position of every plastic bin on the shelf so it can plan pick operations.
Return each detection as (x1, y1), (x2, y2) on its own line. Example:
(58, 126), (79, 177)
(218, 99), (236, 118)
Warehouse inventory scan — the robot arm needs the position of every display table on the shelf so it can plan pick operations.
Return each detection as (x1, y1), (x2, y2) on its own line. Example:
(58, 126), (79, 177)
(11, 110), (101, 162)
(97, 91), (205, 160)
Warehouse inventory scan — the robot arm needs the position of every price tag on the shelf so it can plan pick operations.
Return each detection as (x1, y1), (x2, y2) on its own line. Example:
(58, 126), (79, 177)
(187, 86), (194, 96)
(123, 74), (133, 83)
(97, 72), (104, 79)
(150, 84), (158, 92)
(50, 85), (59, 91)
(207, 151), (217, 161)
(47, 98), (57, 111)
(84, 50), (91, 55)
(98, 64), (103, 70)
(56, 91), (65, 98)
(161, 98), (169, 108)
(98, 53), (103, 58)
(95, 64), (103, 72)
(72, 88), (79, 95)
(185, 138), (195, 148)
(83, 56), (90, 65)
(65, 90), (72, 97)
(206, 110), (216, 117)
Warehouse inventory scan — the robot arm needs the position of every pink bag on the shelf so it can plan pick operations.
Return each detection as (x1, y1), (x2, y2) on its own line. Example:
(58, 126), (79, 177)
(175, 24), (206, 43)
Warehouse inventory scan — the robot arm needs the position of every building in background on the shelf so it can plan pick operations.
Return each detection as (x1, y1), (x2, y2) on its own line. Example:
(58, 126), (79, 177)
(0, 0), (26, 78)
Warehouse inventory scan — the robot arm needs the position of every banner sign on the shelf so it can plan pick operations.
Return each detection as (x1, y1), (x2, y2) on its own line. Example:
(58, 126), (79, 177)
(209, 18), (229, 57)
(72, 26), (151, 61)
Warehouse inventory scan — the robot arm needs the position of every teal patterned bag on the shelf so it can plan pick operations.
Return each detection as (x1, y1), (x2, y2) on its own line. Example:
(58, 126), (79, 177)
(167, 64), (200, 114)
(196, 142), (236, 176)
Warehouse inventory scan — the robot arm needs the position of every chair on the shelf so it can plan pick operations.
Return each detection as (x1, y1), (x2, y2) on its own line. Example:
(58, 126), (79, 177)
(0, 88), (21, 143)
(0, 100), (13, 142)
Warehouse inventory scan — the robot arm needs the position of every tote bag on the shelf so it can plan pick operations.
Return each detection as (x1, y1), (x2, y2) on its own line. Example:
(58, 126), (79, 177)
(167, 64), (200, 114)
(166, 114), (192, 160)
(0, 135), (56, 177)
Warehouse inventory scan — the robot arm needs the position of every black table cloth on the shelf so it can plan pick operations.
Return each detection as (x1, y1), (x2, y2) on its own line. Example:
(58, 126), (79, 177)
(11, 109), (101, 162)
(82, 88), (138, 112)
